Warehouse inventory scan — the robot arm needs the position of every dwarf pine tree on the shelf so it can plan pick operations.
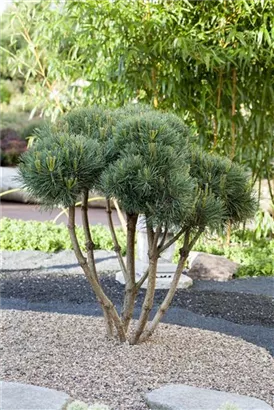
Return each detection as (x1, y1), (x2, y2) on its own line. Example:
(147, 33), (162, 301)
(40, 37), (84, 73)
(18, 105), (256, 344)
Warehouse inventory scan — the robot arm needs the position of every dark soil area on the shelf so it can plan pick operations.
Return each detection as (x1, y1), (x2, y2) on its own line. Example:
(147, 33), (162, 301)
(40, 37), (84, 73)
(1, 270), (273, 328)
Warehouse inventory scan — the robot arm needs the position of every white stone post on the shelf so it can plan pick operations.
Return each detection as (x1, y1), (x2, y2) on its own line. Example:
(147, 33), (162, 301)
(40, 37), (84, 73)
(116, 215), (192, 289)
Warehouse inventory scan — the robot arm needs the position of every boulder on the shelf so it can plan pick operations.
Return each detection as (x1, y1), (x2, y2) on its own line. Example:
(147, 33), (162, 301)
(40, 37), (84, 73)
(144, 384), (272, 410)
(188, 252), (239, 281)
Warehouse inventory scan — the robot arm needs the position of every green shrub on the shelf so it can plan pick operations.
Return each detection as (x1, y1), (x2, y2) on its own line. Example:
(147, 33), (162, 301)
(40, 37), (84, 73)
(66, 401), (89, 410)
(218, 403), (242, 410)
(0, 218), (126, 255)
(0, 111), (45, 140)
(0, 112), (30, 133)
(0, 81), (11, 104)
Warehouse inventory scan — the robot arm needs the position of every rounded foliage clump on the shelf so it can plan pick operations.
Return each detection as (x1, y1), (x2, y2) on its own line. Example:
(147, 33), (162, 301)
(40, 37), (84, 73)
(59, 106), (113, 141)
(19, 130), (104, 208)
(112, 111), (185, 157)
(58, 106), (116, 164)
(187, 148), (257, 229)
(101, 113), (195, 226)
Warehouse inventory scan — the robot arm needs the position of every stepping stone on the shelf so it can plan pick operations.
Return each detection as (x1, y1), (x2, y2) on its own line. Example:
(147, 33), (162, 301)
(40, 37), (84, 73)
(1, 381), (70, 410)
(145, 384), (272, 410)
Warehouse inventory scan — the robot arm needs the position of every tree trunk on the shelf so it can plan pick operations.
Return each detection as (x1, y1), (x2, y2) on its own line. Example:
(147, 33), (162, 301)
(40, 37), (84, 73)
(68, 204), (126, 342)
(121, 213), (138, 331)
(130, 223), (161, 344)
(139, 229), (202, 343)
(106, 199), (127, 279)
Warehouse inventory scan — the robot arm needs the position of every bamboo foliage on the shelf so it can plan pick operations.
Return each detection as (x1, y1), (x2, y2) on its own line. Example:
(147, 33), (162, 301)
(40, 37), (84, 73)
(2, 0), (274, 196)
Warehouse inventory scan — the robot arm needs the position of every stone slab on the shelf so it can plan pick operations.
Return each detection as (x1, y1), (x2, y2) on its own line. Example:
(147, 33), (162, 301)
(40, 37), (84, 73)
(1, 250), (121, 273)
(1, 381), (70, 410)
(145, 384), (273, 410)
(136, 259), (179, 275)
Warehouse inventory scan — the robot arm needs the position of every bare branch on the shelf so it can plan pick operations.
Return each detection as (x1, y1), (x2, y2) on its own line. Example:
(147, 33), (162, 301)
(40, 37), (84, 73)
(140, 228), (203, 343)
(81, 190), (99, 282)
(157, 223), (168, 250)
(152, 224), (162, 251)
(158, 227), (185, 255)
(130, 218), (158, 344)
(113, 198), (127, 234)
(121, 213), (138, 331)
(136, 267), (149, 290)
(106, 199), (127, 279)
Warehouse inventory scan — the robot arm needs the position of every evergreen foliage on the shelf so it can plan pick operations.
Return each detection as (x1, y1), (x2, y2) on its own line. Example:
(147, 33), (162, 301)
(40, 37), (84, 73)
(19, 130), (104, 207)
(101, 111), (194, 226)
(187, 149), (257, 229)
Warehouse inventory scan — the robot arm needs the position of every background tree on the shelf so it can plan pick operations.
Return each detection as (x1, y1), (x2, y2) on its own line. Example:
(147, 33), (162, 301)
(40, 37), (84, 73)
(3, 0), (273, 200)
(18, 106), (256, 344)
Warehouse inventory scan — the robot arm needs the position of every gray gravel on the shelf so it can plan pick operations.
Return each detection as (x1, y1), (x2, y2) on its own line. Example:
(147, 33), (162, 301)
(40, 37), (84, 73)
(2, 297), (274, 358)
(1, 266), (274, 355)
(1, 310), (274, 410)
(1, 250), (274, 297)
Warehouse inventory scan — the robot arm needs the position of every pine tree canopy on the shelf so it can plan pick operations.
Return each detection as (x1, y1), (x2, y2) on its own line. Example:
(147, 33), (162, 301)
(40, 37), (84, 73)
(18, 105), (256, 230)
(19, 130), (105, 208)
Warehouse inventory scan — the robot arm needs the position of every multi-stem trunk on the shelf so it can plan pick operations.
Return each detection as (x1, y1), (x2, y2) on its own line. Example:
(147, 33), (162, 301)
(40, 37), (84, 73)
(130, 223), (161, 344)
(121, 213), (138, 331)
(139, 228), (203, 343)
(68, 201), (126, 342)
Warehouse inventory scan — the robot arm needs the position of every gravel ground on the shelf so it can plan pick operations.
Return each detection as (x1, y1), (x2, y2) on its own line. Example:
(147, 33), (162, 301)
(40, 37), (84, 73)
(1, 270), (273, 328)
(1, 268), (274, 356)
(1, 310), (274, 410)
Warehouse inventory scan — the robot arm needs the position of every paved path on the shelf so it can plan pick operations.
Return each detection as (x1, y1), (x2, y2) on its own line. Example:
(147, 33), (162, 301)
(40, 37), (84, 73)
(1, 202), (121, 226)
